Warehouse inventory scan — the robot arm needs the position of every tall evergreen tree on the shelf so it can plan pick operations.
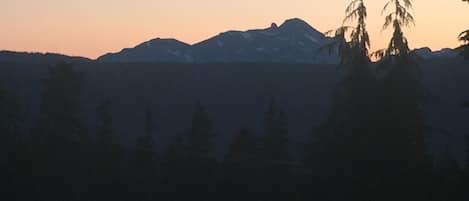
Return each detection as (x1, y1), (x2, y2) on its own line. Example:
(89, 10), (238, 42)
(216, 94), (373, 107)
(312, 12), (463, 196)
(164, 134), (189, 201)
(458, 30), (469, 59)
(263, 97), (290, 163)
(221, 128), (263, 201)
(187, 101), (216, 159)
(466, 135), (469, 167)
(176, 102), (217, 201)
(311, 1), (376, 200)
(0, 81), (24, 198)
(344, 0), (370, 58)
(96, 98), (114, 146)
(135, 104), (157, 165)
(166, 135), (188, 164)
(260, 97), (293, 201)
(0, 82), (21, 143)
(33, 63), (89, 200)
(93, 98), (122, 201)
(377, 0), (427, 164)
(133, 104), (159, 201)
(36, 63), (86, 145)
(373, 1), (430, 200)
(457, 0), (469, 59)
(380, 0), (415, 58)
(225, 128), (258, 163)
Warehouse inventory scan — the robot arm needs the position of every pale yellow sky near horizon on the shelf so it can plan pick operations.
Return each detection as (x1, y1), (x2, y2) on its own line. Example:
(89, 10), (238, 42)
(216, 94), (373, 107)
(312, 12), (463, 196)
(0, 0), (468, 59)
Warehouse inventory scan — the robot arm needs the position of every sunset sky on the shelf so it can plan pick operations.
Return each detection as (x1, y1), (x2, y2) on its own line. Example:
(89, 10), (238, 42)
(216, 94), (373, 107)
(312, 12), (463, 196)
(1, 0), (468, 59)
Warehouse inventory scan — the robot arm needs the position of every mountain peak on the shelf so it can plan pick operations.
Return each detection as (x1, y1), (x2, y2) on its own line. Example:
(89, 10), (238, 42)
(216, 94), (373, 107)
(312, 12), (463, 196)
(412, 47), (458, 59)
(98, 18), (337, 63)
(135, 38), (190, 49)
(280, 18), (313, 30)
(281, 18), (308, 26)
(279, 18), (323, 36)
(270, 22), (278, 29)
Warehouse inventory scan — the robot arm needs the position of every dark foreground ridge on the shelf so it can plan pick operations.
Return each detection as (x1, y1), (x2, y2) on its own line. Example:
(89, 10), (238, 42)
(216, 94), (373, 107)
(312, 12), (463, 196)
(0, 51), (469, 200)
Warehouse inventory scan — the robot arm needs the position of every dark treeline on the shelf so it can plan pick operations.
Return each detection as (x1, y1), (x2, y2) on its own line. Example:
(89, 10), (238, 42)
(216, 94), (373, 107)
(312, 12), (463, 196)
(1, 59), (469, 200)
(1, 61), (469, 201)
(2, 1), (469, 201)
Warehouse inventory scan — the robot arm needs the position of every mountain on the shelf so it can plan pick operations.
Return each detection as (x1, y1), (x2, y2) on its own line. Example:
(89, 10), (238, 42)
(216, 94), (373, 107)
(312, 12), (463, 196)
(413, 47), (459, 59)
(0, 51), (91, 63)
(98, 18), (339, 64)
(98, 38), (193, 62)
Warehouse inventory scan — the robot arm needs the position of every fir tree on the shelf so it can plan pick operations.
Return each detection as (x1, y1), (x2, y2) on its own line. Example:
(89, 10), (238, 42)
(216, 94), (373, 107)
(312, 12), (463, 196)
(175, 102), (217, 201)
(380, 0), (415, 58)
(135, 105), (157, 165)
(93, 98), (122, 201)
(0, 81), (24, 198)
(96, 98), (114, 146)
(457, 29), (469, 59)
(311, 1), (376, 200)
(263, 97), (290, 163)
(36, 63), (86, 145)
(187, 101), (216, 159)
(133, 105), (159, 201)
(33, 63), (89, 200)
(372, 1), (431, 200)
(0, 82), (21, 143)
(260, 97), (293, 201)
(225, 128), (259, 163)
(221, 128), (263, 201)
(344, 0), (371, 57)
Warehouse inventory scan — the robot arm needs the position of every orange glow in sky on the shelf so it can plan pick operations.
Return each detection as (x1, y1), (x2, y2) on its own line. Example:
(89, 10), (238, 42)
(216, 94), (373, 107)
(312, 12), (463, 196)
(1, 0), (468, 59)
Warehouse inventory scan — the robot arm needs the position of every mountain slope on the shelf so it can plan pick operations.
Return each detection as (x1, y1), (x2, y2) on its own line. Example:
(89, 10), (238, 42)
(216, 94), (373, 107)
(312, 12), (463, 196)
(192, 18), (337, 63)
(0, 51), (91, 63)
(98, 38), (193, 62)
(97, 18), (339, 64)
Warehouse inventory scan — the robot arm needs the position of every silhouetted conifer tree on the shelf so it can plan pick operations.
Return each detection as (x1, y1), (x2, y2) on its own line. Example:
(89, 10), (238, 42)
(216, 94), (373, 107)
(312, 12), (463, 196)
(225, 128), (259, 163)
(221, 128), (263, 201)
(36, 63), (86, 143)
(93, 98), (123, 201)
(466, 135), (469, 167)
(263, 97), (289, 163)
(0, 82), (21, 145)
(431, 147), (464, 201)
(133, 104), (159, 201)
(260, 97), (293, 201)
(372, 1), (431, 200)
(457, 29), (469, 59)
(0, 81), (25, 198)
(164, 134), (189, 201)
(165, 102), (217, 201)
(166, 135), (188, 164)
(135, 105), (158, 166)
(96, 98), (114, 146)
(33, 63), (89, 200)
(311, 1), (377, 200)
(187, 101), (216, 159)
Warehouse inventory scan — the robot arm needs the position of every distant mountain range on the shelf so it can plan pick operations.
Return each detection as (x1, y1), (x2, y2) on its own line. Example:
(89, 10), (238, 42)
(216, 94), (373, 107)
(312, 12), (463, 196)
(0, 21), (468, 160)
(97, 18), (340, 64)
(1, 17), (462, 64)
(0, 51), (90, 63)
(413, 47), (460, 59)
